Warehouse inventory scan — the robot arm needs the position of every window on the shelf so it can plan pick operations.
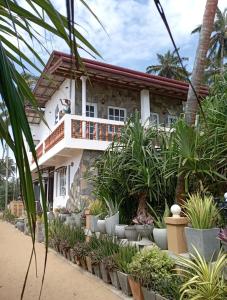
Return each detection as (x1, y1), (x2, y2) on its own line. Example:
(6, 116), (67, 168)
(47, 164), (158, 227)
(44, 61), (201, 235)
(86, 104), (95, 117)
(108, 107), (126, 133)
(150, 113), (159, 127)
(57, 167), (66, 196)
(167, 115), (178, 127)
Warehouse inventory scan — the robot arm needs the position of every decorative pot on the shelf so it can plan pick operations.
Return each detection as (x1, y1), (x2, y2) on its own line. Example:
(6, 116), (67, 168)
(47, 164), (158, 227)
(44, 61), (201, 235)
(90, 215), (99, 232)
(93, 263), (102, 278)
(97, 219), (106, 233)
(153, 228), (167, 250)
(155, 293), (168, 300)
(117, 271), (132, 296)
(109, 270), (121, 289)
(141, 287), (156, 300)
(100, 262), (111, 283)
(125, 225), (138, 241)
(105, 212), (119, 235)
(115, 225), (126, 238)
(185, 227), (220, 262)
(85, 256), (94, 273)
(128, 277), (144, 300)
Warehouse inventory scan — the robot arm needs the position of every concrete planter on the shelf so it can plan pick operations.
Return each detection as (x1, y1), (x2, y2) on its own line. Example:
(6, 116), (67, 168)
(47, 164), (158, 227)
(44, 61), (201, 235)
(93, 263), (102, 279)
(109, 270), (121, 289)
(155, 293), (168, 300)
(128, 277), (144, 300)
(117, 271), (132, 296)
(185, 227), (220, 261)
(85, 256), (94, 274)
(100, 262), (111, 283)
(97, 219), (106, 233)
(115, 224), (126, 238)
(125, 225), (138, 241)
(153, 228), (167, 250)
(72, 213), (82, 227)
(105, 212), (119, 235)
(141, 287), (156, 300)
(221, 241), (227, 252)
(89, 215), (99, 232)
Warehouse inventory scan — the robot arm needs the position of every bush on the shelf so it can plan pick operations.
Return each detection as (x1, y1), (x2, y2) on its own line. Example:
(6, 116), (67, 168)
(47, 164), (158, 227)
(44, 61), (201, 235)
(113, 244), (138, 274)
(3, 209), (16, 223)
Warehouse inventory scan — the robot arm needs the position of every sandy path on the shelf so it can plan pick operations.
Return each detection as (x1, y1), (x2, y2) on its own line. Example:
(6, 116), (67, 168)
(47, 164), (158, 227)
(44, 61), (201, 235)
(0, 221), (126, 300)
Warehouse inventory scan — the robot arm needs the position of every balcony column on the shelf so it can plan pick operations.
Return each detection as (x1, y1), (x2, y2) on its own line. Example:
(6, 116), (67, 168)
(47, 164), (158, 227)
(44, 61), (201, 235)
(80, 76), (87, 138)
(69, 79), (76, 114)
(140, 89), (150, 126)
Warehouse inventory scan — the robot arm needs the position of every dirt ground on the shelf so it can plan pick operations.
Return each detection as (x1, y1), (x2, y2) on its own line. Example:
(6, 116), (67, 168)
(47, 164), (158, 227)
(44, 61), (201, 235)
(0, 221), (126, 300)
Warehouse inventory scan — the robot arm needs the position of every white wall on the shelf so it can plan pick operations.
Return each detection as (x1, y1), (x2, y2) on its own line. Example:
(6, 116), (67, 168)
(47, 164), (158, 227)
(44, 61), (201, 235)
(53, 150), (83, 208)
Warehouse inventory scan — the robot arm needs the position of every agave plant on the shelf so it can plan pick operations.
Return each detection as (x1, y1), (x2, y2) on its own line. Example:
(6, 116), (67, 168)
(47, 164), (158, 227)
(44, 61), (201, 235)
(178, 247), (227, 300)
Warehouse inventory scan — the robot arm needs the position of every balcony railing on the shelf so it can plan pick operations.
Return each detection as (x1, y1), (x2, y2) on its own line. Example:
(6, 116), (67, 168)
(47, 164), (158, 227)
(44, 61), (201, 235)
(45, 122), (64, 152)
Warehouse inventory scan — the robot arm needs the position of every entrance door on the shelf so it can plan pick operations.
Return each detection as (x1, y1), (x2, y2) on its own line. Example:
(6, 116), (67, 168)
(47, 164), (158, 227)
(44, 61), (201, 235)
(86, 103), (97, 139)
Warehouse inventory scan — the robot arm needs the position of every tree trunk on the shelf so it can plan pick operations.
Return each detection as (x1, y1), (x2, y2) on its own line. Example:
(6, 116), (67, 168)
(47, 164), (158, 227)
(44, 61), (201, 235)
(137, 192), (147, 215)
(185, 0), (218, 126)
(176, 0), (218, 204)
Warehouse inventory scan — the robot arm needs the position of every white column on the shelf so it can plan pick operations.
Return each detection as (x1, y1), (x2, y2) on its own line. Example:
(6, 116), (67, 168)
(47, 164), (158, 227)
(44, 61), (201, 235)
(140, 89), (150, 126)
(69, 79), (76, 114)
(80, 76), (87, 138)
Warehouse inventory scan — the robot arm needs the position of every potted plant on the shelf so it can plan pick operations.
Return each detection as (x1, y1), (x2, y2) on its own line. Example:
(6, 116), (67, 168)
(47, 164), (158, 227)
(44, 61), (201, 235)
(184, 194), (220, 261)
(217, 228), (227, 252)
(89, 199), (107, 233)
(73, 242), (89, 270)
(104, 198), (122, 235)
(114, 245), (138, 296)
(148, 202), (170, 250)
(133, 211), (153, 246)
(104, 255), (121, 289)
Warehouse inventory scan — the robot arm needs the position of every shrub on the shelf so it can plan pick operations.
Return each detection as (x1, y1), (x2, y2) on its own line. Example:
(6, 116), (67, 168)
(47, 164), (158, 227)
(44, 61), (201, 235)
(113, 244), (138, 274)
(89, 199), (107, 218)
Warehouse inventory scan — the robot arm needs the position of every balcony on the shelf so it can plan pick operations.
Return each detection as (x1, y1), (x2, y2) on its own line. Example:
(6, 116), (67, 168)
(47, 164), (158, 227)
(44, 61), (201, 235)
(30, 114), (124, 170)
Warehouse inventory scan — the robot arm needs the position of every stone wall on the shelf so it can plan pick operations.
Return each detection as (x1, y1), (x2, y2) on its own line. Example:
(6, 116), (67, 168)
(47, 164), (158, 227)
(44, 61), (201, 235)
(66, 150), (101, 211)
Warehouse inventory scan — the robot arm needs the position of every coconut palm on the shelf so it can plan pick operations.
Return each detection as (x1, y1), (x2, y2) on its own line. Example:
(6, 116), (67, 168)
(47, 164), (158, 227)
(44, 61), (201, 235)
(146, 49), (190, 81)
(192, 7), (227, 73)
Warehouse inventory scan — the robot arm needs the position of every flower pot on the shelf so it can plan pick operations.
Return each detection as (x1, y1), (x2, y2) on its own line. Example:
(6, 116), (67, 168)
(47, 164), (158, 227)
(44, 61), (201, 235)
(90, 215), (99, 232)
(136, 225), (153, 238)
(69, 248), (76, 263)
(105, 212), (119, 235)
(221, 241), (227, 252)
(125, 225), (138, 241)
(109, 270), (121, 289)
(97, 219), (106, 233)
(117, 271), (132, 296)
(155, 293), (168, 300)
(100, 262), (111, 283)
(80, 258), (87, 270)
(128, 277), (144, 300)
(115, 224), (126, 239)
(93, 263), (102, 278)
(153, 228), (167, 250)
(86, 256), (94, 274)
(185, 227), (220, 262)
(141, 287), (156, 300)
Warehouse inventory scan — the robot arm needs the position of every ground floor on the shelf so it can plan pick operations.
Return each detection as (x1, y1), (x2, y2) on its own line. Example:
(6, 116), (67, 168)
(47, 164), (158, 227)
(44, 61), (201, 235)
(0, 221), (125, 300)
(33, 149), (101, 211)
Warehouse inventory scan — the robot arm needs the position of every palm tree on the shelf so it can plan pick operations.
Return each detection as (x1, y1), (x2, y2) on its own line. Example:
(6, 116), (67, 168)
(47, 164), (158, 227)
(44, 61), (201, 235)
(176, 0), (218, 204)
(192, 7), (227, 73)
(146, 49), (190, 81)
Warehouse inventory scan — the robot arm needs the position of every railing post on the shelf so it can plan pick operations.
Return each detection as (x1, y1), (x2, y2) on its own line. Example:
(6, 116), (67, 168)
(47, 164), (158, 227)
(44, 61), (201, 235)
(64, 114), (71, 143)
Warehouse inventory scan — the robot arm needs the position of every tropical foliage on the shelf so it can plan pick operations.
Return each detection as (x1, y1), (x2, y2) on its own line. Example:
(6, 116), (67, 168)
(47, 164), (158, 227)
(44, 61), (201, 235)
(146, 49), (190, 81)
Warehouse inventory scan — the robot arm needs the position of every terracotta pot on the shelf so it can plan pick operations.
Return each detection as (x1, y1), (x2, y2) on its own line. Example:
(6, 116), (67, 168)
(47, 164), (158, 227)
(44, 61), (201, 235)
(128, 277), (144, 300)
(100, 262), (111, 283)
(109, 270), (121, 289)
(117, 271), (132, 296)
(86, 256), (94, 274)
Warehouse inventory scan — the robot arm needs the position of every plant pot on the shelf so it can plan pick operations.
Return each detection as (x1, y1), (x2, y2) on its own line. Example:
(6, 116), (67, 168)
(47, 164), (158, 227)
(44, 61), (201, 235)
(153, 228), (167, 250)
(86, 256), (94, 274)
(117, 271), (132, 296)
(72, 212), (82, 227)
(93, 263), (102, 278)
(115, 224), (126, 239)
(97, 219), (106, 233)
(80, 258), (87, 270)
(69, 248), (76, 263)
(155, 293), (168, 300)
(221, 241), (227, 252)
(141, 287), (156, 300)
(100, 262), (111, 283)
(105, 212), (119, 235)
(90, 215), (99, 232)
(109, 270), (121, 289)
(128, 277), (144, 300)
(136, 225), (153, 238)
(185, 227), (220, 262)
(125, 225), (138, 241)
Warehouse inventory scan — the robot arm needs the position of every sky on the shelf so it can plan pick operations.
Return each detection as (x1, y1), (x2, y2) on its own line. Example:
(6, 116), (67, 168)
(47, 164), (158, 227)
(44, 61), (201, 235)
(41, 0), (227, 73)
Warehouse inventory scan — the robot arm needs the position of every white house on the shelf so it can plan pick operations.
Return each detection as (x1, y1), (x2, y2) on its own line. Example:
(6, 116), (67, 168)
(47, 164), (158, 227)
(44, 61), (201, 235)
(26, 51), (208, 211)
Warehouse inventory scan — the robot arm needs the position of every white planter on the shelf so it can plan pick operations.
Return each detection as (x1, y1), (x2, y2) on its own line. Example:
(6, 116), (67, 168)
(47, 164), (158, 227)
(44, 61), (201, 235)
(221, 241), (227, 252)
(153, 228), (167, 250)
(115, 224), (127, 238)
(105, 212), (119, 235)
(72, 213), (82, 227)
(97, 219), (106, 233)
(125, 225), (138, 241)
(90, 215), (99, 232)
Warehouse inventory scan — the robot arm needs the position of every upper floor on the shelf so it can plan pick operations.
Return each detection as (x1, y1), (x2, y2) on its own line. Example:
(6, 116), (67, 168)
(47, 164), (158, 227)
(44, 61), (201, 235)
(26, 51), (208, 170)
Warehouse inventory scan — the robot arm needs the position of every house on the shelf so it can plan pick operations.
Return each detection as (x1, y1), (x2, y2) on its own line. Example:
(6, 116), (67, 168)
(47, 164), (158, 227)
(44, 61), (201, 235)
(26, 51), (208, 211)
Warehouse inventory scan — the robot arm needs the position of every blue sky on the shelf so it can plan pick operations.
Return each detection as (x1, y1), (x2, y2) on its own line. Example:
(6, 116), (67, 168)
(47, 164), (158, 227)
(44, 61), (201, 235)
(42, 0), (227, 73)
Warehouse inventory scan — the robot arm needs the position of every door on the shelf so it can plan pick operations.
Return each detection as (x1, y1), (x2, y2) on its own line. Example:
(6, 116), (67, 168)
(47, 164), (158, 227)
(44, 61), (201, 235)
(48, 174), (54, 210)
(86, 103), (97, 139)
